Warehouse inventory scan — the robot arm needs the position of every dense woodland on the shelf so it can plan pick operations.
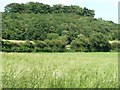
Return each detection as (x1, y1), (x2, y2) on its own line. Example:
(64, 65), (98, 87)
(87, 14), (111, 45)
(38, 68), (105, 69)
(2, 2), (119, 52)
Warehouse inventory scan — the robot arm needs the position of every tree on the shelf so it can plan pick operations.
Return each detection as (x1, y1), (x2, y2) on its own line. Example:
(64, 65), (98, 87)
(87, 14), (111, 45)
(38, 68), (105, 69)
(33, 40), (47, 52)
(44, 39), (66, 52)
(82, 7), (95, 17)
(4, 2), (95, 16)
(52, 4), (64, 13)
(90, 33), (111, 52)
(71, 34), (91, 52)
(46, 33), (59, 40)
(4, 3), (24, 13)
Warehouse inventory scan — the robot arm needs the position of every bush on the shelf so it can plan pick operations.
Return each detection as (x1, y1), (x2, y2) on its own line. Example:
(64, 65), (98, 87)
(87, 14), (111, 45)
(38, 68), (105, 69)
(90, 33), (111, 52)
(46, 33), (59, 40)
(110, 42), (120, 52)
(45, 39), (66, 52)
(33, 40), (47, 52)
(2, 40), (34, 52)
(2, 41), (17, 52)
(70, 35), (91, 52)
(70, 40), (84, 52)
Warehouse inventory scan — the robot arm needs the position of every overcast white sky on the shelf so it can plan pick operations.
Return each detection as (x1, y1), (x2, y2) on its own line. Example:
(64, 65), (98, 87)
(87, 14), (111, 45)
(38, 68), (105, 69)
(0, 0), (119, 23)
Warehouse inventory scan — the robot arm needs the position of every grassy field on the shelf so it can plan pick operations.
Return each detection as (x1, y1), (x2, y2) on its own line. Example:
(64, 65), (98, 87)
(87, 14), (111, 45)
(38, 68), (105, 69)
(1, 52), (118, 88)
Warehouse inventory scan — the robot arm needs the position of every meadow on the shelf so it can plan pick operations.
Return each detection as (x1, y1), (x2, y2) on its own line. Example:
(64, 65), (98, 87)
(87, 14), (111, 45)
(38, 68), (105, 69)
(1, 52), (118, 88)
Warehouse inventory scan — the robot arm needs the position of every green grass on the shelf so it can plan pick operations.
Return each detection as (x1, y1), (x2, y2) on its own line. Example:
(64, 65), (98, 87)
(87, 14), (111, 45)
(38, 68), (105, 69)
(2, 52), (118, 88)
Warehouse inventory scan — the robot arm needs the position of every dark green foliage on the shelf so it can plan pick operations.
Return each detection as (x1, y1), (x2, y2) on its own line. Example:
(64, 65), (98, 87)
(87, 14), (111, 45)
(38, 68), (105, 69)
(110, 42), (120, 52)
(2, 40), (66, 52)
(112, 30), (120, 40)
(2, 2), (118, 52)
(2, 41), (17, 52)
(71, 40), (84, 52)
(4, 2), (95, 17)
(4, 3), (24, 13)
(90, 33), (111, 52)
(33, 40), (47, 52)
(2, 40), (34, 52)
(2, 11), (117, 41)
(44, 39), (66, 52)
(47, 33), (59, 40)
(70, 34), (91, 52)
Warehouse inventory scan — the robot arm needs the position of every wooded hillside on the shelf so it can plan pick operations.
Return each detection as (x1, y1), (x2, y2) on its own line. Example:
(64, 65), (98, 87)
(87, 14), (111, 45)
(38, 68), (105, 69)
(2, 2), (119, 52)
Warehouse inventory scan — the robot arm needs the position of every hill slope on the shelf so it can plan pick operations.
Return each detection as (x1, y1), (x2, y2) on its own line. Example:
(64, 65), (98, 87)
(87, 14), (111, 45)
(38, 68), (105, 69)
(2, 2), (119, 52)
(2, 13), (117, 41)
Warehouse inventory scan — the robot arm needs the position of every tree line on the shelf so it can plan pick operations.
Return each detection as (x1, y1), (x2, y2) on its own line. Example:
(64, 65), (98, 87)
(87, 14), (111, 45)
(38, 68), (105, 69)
(4, 2), (95, 17)
(2, 36), (120, 52)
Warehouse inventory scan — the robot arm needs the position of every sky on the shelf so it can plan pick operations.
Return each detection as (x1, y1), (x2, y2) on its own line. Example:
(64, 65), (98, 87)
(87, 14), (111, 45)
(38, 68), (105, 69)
(0, 0), (119, 23)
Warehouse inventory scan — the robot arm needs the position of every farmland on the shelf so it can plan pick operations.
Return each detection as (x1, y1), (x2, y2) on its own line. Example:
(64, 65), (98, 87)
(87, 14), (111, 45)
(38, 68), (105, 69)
(1, 52), (118, 88)
(1, 1), (119, 89)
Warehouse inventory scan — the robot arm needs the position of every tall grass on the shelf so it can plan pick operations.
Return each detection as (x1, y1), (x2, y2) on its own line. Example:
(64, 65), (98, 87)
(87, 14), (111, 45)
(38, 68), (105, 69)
(2, 52), (118, 88)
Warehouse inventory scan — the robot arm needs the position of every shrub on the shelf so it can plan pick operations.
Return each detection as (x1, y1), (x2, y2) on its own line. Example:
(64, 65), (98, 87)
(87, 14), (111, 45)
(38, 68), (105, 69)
(2, 41), (17, 52)
(110, 42), (120, 52)
(45, 39), (66, 52)
(70, 35), (91, 52)
(70, 40), (84, 52)
(2, 40), (34, 52)
(33, 40), (47, 52)
(90, 33), (111, 52)
(46, 33), (59, 40)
